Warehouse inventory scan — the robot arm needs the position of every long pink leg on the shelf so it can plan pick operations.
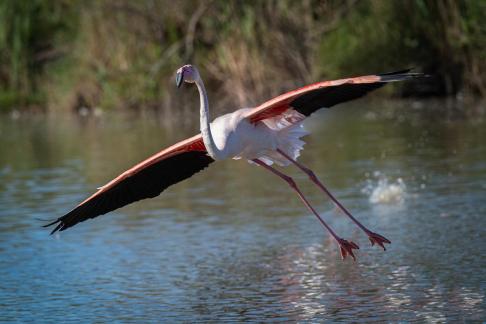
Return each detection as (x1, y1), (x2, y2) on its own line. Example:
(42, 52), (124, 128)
(276, 149), (391, 250)
(253, 158), (359, 260)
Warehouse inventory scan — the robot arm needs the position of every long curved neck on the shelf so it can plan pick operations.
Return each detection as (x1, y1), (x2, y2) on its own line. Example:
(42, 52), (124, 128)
(196, 78), (223, 160)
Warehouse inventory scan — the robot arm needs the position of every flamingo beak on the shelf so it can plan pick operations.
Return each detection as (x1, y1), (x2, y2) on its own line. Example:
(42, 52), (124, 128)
(176, 71), (184, 88)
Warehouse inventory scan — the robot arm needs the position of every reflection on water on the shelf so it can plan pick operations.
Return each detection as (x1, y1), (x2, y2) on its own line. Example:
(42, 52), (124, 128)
(0, 100), (485, 322)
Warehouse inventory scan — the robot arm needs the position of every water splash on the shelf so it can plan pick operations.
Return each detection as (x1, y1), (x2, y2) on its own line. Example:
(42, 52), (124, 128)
(362, 171), (407, 204)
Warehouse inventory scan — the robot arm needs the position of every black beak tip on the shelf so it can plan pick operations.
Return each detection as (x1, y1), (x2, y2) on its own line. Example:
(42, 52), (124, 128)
(176, 72), (183, 88)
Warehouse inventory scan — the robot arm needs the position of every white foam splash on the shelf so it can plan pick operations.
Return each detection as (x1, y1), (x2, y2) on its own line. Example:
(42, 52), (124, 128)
(362, 172), (407, 204)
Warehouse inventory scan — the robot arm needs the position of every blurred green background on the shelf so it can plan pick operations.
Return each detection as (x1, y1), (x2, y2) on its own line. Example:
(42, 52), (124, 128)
(0, 0), (484, 112)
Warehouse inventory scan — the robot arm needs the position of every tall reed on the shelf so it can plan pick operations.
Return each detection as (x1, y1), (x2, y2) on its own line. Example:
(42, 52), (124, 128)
(0, 0), (484, 112)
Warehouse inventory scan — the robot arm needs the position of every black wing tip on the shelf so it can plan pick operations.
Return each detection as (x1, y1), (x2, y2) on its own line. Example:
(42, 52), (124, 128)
(43, 218), (65, 235)
(379, 68), (413, 75)
(379, 68), (430, 82)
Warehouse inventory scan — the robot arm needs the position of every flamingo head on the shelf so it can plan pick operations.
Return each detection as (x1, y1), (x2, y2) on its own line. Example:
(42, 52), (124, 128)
(176, 64), (199, 88)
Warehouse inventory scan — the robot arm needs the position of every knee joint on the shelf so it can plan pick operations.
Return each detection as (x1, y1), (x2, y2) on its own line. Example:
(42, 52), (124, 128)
(305, 168), (316, 180)
(285, 176), (297, 188)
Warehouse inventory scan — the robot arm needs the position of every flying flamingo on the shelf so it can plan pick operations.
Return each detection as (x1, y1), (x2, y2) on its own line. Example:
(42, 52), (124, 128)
(45, 64), (423, 260)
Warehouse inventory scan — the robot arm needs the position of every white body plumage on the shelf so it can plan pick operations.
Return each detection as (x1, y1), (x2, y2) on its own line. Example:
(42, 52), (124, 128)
(209, 108), (308, 165)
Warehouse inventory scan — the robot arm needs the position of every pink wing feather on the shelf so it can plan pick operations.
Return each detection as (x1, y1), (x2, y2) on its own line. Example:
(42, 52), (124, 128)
(245, 70), (421, 123)
(45, 134), (212, 234)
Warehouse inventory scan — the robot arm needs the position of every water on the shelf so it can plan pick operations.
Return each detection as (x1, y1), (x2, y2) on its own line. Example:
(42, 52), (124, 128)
(1, 100), (485, 322)
(362, 172), (407, 204)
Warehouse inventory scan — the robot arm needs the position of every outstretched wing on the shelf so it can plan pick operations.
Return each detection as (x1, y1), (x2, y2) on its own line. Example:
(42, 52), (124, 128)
(245, 69), (424, 123)
(45, 134), (213, 234)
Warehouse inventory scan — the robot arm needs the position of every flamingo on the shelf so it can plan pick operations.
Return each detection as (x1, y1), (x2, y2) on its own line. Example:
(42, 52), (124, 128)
(45, 64), (423, 260)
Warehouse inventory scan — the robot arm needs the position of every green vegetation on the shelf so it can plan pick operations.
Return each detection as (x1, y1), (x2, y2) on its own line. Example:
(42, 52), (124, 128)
(0, 0), (484, 112)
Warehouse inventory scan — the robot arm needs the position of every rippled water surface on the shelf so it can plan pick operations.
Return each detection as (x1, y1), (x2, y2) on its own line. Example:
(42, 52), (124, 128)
(1, 100), (485, 322)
